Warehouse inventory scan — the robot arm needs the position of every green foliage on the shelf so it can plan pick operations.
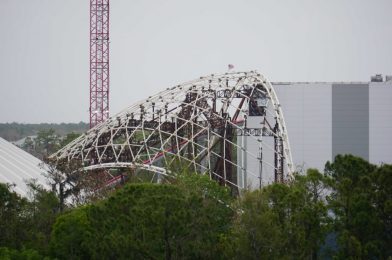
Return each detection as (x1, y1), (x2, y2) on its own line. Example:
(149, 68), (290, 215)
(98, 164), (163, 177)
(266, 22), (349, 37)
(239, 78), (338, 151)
(173, 173), (234, 257)
(1, 154), (391, 259)
(59, 132), (81, 148)
(23, 181), (60, 254)
(35, 129), (60, 157)
(50, 174), (234, 259)
(0, 247), (44, 260)
(371, 164), (392, 256)
(0, 122), (88, 142)
(0, 123), (86, 159)
(50, 208), (92, 260)
(0, 183), (29, 249)
(326, 154), (392, 259)
(0, 182), (59, 256)
(44, 157), (120, 211)
(227, 169), (330, 259)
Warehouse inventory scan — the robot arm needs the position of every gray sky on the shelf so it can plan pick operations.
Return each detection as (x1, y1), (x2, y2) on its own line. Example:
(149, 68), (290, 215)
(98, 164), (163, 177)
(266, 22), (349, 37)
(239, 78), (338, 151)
(0, 0), (391, 123)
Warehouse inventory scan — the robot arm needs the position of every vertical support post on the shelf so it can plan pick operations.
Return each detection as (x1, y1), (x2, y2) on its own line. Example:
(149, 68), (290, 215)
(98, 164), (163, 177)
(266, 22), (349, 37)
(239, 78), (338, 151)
(280, 138), (284, 182)
(274, 122), (285, 183)
(240, 134), (247, 189)
(258, 140), (263, 188)
(207, 123), (212, 179)
(274, 122), (279, 183)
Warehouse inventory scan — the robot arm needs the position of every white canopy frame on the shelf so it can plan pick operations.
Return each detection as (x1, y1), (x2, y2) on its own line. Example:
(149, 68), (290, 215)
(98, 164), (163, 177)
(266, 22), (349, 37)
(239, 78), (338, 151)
(51, 71), (294, 189)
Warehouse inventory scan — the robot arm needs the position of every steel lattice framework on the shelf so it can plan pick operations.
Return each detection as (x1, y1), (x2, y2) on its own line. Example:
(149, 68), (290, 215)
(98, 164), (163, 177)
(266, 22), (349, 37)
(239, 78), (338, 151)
(90, 0), (110, 128)
(52, 71), (294, 190)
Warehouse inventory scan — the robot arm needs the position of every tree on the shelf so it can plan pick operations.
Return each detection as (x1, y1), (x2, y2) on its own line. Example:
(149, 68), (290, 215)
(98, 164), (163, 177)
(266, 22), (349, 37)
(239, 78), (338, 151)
(292, 169), (332, 259)
(0, 247), (43, 260)
(43, 158), (83, 212)
(23, 180), (59, 255)
(370, 164), (392, 257)
(0, 180), (59, 257)
(169, 172), (234, 259)
(50, 207), (92, 259)
(228, 185), (286, 259)
(59, 132), (81, 149)
(325, 154), (391, 259)
(50, 173), (234, 259)
(0, 183), (29, 249)
(43, 158), (115, 211)
(22, 136), (35, 153)
(35, 128), (60, 158)
(228, 169), (330, 259)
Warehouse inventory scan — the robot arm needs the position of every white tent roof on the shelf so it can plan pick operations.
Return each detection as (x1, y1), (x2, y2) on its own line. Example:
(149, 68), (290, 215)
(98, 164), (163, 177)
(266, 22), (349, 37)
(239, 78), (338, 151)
(0, 137), (48, 197)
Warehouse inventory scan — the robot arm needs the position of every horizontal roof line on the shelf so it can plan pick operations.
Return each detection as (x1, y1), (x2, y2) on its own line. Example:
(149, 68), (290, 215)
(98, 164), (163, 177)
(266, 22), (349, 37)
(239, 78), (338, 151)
(271, 81), (391, 85)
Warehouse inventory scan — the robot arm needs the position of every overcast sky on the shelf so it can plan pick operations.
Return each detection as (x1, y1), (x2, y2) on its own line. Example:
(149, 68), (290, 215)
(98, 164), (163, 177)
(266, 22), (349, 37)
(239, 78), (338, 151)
(0, 0), (391, 123)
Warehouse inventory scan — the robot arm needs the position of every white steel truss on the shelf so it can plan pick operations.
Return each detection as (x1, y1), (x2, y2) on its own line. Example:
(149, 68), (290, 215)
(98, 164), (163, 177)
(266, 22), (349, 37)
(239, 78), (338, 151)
(51, 71), (294, 190)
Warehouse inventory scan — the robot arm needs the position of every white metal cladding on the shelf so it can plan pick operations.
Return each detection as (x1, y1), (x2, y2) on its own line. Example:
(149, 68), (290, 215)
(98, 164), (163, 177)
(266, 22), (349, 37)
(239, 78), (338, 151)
(273, 83), (333, 171)
(51, 71), (294, 189)
(0, 137), (48, 197)
(369, 81), (392, 164)
(272, 80), (392, 170)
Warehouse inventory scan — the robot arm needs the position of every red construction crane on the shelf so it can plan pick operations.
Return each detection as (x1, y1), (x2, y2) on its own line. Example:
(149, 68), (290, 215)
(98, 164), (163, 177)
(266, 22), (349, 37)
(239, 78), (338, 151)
(89, 0), (110, 128)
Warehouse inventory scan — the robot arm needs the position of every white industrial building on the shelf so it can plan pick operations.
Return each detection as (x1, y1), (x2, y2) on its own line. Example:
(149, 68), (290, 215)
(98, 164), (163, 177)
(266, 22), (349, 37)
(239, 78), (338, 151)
(0, 137), (48, 196)
(238, 75), (392, 188)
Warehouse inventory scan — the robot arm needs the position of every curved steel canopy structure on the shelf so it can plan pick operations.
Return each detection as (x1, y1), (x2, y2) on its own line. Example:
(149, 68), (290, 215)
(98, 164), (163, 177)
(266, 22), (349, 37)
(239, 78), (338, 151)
(51, 71), (294, 189)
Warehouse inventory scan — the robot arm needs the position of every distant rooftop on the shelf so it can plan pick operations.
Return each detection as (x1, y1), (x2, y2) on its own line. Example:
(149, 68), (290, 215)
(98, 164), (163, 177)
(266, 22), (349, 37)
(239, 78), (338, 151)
(272, 74), (392, 85)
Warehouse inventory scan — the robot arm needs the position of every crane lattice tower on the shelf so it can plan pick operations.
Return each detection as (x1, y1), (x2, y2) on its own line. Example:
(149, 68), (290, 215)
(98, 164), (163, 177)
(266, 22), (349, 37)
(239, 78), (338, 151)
(89, 0), (110, 128)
